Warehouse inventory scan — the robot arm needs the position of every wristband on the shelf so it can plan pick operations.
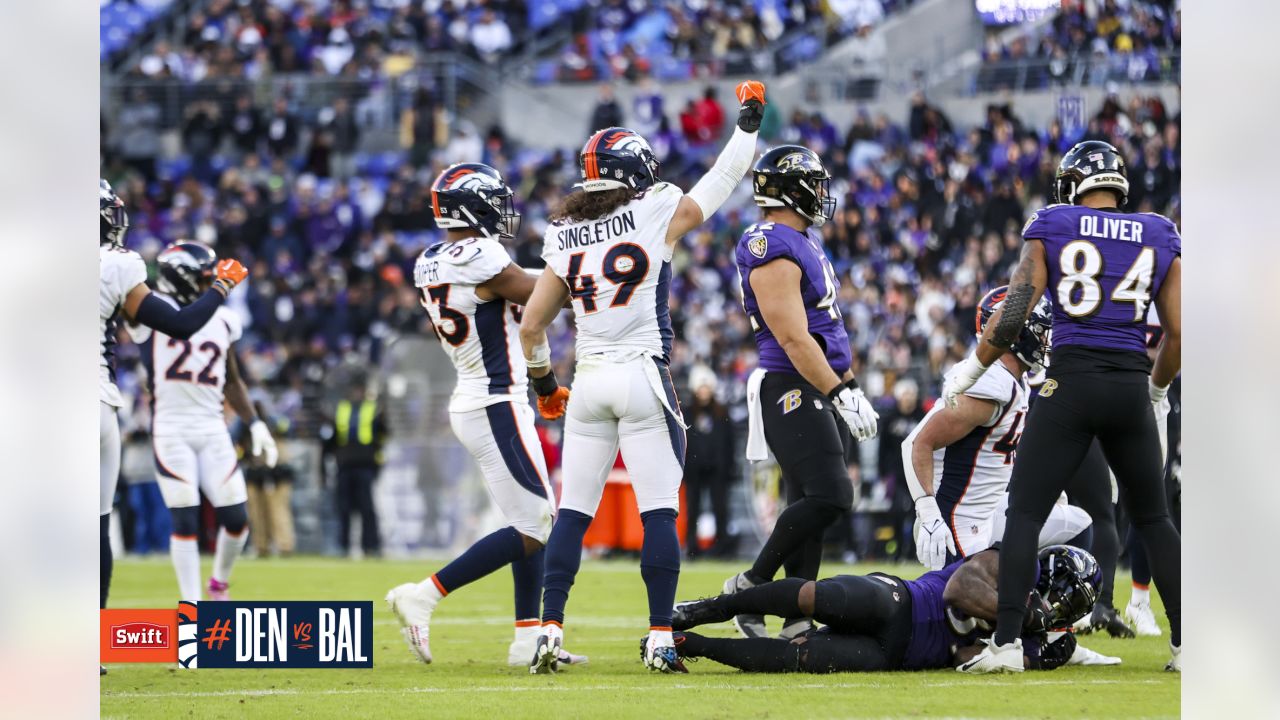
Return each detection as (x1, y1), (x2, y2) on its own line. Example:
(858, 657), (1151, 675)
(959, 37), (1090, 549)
(530, 369), (559, 397)
(826, 384), (845, 401)
(527, 341), (551, 369)
(844, 377), (860, 392)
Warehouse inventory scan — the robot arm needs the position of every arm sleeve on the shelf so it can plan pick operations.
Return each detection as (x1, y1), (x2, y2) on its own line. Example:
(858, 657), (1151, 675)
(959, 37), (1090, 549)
(135, 290), (225, 340)
(686, 126), (758, 220)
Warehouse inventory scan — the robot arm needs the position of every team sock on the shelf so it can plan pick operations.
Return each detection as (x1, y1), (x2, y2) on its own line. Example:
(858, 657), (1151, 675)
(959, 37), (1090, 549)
(680, 632), (798, 672)
(749, 497), (842, 582)
(541, 510), (593, 625)
(512, 546), (545, 621)
(994, 509), (1043, 646)
(433, 526), (527, 595)
(100, 513), (112, 609)
(1128, 524), (1152, 587)
(170, 535), (202, 602)
(720, 577), (808, 618)
(640, 508), (680, 628)
(1131, 583), (1150, 605)
(212, 527), (248, 585)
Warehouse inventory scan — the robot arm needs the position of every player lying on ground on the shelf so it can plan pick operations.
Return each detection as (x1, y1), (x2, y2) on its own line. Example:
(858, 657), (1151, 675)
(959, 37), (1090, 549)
(130, 242), (279, 603)
(385, 163), (584, 667)
(944, 140), (1182, 673)
(519, 80), (767, 673)
(667, 545), (1113, 673)
(723, 145), (880, 642)
(99, 179), (247, 674)
(905, 285), (1091, 569)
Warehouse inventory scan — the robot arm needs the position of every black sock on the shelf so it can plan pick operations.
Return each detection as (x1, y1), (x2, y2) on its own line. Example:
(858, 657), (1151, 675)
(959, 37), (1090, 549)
(1093, 511), (1120, 608)
(681, 632), (799, 672)
(1128, 524), (1152, 587)
(994, 510), (1042, 646)
(100, 513), (112, 609)
(722, 578), (808, 619)
(750, 497), (841, 582)
(1133, 517), (1181, 646)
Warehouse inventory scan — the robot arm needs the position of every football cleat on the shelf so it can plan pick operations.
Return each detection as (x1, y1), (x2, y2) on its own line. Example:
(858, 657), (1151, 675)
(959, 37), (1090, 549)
(777, 618), (815, 641)
(1166, 643), (1181, 672)
(510, 623), (588, 667)
(1124, 598), (1162, 637)
(100, 665), (107, 676)
(723, 572), (767, 639)
(207, 578), (230, 601)
(640, 635), (688, 673)
(529, 624), (563, 674)
(957, 638), (1024, 674)
(1067, 643), (1122, 666)
(672, 598), (731, 631)
(1085, 602), (1136, 639)
(385, 583), (438, 664)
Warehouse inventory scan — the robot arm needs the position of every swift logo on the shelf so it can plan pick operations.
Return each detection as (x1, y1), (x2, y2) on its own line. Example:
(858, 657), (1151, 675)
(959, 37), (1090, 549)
(111, 622), (170, 650)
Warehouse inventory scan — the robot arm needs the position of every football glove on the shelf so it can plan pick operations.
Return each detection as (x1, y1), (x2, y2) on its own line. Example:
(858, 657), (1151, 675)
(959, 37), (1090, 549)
(537, 387), (571, 421)
(942, 354), (990, 409)
(830, 386), (879, 441)
(212, 259), (248, 296)
(249, 419), (279, 468)
(1022, 590), (1054, 635)
(734, 80), (766, 133)
(914, 495), (957, 570)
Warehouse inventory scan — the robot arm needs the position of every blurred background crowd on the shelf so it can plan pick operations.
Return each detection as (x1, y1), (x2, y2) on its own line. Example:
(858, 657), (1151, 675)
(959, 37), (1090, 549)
(102, 0), (1180, 563)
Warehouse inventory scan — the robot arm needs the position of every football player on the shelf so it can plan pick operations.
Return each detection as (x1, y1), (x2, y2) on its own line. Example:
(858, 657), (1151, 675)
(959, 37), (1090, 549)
(99, 180), (246, 669)
(385, 163), (585, 668)
(946, 140), (1182, 673)
(518, 80), (767, 673)
(130, 241), (278, 603)
(905, 286), (1092, 567)
(668, 545), (1105, 673)
(721, 145), (879, 641)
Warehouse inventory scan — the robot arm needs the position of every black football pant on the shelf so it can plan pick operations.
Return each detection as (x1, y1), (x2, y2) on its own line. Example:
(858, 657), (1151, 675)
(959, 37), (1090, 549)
(1064, 440), (1122, 608)
(995, 365), (1181, 647)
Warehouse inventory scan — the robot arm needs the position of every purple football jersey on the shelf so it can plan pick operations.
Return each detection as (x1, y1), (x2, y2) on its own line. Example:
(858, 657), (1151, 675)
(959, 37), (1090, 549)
(1023, 205), (1181, 355)
(901, 561), (963, 670)
(735, 222), (852, 376)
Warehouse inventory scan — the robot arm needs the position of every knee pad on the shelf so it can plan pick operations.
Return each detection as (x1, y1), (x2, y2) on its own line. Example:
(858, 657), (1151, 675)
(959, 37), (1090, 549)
(170, 506), (199, 537)
(215, 503), (248, 535)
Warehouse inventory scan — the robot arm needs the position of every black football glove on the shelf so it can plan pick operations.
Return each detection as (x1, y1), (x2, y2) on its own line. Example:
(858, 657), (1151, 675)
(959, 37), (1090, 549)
(1025, 631), (1077, 671)
(1022, 590), (1054, 635)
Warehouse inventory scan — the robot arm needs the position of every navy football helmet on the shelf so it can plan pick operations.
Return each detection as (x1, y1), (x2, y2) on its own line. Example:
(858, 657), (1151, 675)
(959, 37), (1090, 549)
(976, 285), (1052, 373)
(752, 145), (836, 227)
(430, 163), (520, 239)
(1036, 545), (1102, 628)
(1053, 140), (1129, 207)
(100, 178), (129, 246)
(157, 241), (218, 305)
(578, 127), (660, 193)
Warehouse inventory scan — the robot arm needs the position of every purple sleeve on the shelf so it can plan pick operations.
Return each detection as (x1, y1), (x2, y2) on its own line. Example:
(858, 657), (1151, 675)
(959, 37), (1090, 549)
(1165, 219), (1182, 256)
(1020, 206), (1059, 241)
(737, 226), (798, 271)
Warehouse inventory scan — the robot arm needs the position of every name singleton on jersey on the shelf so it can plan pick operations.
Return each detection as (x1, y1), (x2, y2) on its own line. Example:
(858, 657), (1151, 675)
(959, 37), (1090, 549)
(556, 211), (637, 251)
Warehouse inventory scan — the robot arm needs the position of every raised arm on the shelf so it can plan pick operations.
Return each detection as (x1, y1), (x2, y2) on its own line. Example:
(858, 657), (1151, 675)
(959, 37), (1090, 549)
(518, 267), (572, 420)
(122, 259), (248, 340)
(664, 81), (765, 244)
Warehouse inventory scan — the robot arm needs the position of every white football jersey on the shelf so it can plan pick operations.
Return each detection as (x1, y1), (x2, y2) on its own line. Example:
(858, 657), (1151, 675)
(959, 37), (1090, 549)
(413, 236), (528, 413)
(100, 245), (148, 407)
(542, 182), (683, 361)
(907, 364), (1029, 521)
(134, 298), (242, 436)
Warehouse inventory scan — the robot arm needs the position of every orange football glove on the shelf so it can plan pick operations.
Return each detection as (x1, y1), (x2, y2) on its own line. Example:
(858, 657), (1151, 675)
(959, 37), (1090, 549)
(735, 80), (766, 106)
(537, 386), (571, 421)
(212, 258), (249, 296)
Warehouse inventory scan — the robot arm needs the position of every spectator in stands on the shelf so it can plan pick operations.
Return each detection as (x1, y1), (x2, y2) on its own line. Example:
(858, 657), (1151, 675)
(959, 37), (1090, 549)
(877, 377), (924, 560)
(117, 88), (162, 179)
(631, 76), (665, 138)
(265, 98), (299, 159)
(694, 86), (726, 144)
(326, 97), (361, 181)
(181, 101), (223, 184)
(469, 9), (513, 64)
(228, 94), (264, 160)
(682, 365), (737, 560)
(588, 84), (624, 133)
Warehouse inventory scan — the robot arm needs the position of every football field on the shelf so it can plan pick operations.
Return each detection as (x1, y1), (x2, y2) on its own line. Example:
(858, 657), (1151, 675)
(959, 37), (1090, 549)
(102, 556), (1179, 719)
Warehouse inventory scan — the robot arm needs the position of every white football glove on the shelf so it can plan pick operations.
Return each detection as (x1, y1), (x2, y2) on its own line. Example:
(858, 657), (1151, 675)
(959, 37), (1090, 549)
(943, 354), (990, 409)
(833, 387), (879, 442)
(249, 419), (279, 468)
(914, 495), (956, 571)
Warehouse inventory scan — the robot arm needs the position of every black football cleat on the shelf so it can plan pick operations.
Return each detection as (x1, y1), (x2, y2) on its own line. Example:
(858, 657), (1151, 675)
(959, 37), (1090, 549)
(672, 597), (732, 631)
(1087, 602), (1136, 639)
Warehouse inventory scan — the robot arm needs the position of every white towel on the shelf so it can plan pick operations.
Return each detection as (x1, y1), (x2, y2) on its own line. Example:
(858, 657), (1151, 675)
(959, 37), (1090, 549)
(745, 367), (769, 462)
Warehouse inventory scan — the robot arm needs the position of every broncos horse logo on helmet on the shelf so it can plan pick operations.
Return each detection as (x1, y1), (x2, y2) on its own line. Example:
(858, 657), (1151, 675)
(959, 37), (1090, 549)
(430, 162), (521, 239)
(1053, 140), (1129, 207)
(977, 285), (1052, 373)
(1036, 545), (1103, 627)
(101, 178), (129, 246)
(578, 127), (660, 193)
(157, 241), (219, 306)
(752, 145), (836, 227)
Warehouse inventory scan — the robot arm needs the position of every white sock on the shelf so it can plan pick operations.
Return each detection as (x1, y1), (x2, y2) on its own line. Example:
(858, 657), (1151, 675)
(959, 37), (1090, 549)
(1131, 585), (1151, 605)
(170, 536), (201, 602)
(212, 527), (248, 584)
(648, 629), (674, 648)
(416, 576), (446, 604)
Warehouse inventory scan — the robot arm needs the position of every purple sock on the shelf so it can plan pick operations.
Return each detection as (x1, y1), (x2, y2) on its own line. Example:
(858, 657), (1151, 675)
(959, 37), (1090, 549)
(434, 526), (526, 594)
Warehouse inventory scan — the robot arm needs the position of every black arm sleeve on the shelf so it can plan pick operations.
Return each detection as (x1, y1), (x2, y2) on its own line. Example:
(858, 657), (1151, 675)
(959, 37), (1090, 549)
(135, 290), (224, 340)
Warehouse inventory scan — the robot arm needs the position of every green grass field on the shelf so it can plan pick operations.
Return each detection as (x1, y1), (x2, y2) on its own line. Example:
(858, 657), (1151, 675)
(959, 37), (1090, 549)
(102, 556), (1178, 719)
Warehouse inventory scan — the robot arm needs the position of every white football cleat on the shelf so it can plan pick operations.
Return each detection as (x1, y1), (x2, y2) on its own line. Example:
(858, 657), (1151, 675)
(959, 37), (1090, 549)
(1068, 643), (1122, 666)
(641, 632), (687, 673)
(385, 583), (438, 664)
(723, 572), (767, 639)
(510, 623), (588, 667)
(1124, 599), (1162, 637)
(957, 638), (1024, 674)
(529, 623), (563, 674)
(1166, 643), (1181, 672)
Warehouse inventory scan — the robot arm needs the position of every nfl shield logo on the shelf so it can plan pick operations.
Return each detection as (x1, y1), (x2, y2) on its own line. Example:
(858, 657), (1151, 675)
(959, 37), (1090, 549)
(748, 235), (767, 258)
